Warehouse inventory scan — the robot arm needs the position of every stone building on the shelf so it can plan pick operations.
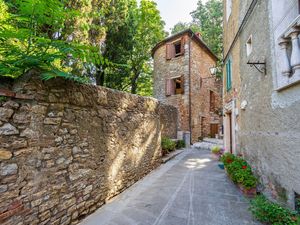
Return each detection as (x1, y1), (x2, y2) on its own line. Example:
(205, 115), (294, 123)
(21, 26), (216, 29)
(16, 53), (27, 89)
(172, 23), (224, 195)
(152, 29), (222, 143)
(223, 0), (300, 209)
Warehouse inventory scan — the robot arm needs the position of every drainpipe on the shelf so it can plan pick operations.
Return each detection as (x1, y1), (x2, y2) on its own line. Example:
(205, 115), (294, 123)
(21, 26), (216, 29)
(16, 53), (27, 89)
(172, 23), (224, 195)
(188, 33), (194, 145)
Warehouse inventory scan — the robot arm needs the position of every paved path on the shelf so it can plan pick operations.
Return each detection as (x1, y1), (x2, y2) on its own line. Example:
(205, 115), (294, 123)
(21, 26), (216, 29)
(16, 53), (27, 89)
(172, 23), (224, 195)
(80, 149), (260, 225)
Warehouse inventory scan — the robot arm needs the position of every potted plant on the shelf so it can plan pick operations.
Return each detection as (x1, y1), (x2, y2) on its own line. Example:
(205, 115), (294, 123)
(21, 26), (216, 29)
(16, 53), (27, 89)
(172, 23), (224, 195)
(211, 146), (223, 160)
(221, 153), (257, 198)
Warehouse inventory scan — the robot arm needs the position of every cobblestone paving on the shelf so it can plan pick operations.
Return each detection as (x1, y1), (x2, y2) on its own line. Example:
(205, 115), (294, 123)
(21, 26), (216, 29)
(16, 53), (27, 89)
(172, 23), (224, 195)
(80, 149), (261, 225)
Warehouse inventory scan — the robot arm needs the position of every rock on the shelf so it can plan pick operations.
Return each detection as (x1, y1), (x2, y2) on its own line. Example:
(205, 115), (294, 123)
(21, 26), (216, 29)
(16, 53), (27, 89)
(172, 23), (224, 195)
(56, 157), (65, 165)
(0, 149), (12, 160)
(72, 146), (81, 155)
(83, 185), (93, 195)
(70, 129), (77, 135)
(44, 118), (61, 125)
(0, 163), (18, 176)
(11, 139), (27, 149)
(13, 112), (31, 124)
(0, 184), (8, 193)
(0, 107), (14, 122)
(32, 105), (47, 115)
(55, 136), (63, 144)
(3, 101), (19, 109)
(0, 123), (19, 135)
(20, 128), (38, 138)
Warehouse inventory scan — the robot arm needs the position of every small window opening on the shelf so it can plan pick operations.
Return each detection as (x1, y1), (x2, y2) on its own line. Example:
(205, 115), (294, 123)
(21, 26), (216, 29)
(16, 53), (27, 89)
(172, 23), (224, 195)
(175, 77), (183, 94)
(246, 35), (252, 56)
(174, 42), (182, 57)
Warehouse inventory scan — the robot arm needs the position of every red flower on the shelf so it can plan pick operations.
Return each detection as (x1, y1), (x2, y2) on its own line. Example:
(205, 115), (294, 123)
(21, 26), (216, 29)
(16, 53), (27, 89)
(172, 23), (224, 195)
(226, 159), (233, 163)
(242, 165), (247, 169)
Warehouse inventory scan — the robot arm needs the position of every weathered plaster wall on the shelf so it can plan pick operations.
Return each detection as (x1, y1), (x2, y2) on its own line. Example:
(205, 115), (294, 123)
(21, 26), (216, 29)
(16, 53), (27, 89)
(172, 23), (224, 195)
(0, 74), (178, 224)
(223, 0), (241, 154)
(190, 41), (222, 141)
(238, 0), (300, 208)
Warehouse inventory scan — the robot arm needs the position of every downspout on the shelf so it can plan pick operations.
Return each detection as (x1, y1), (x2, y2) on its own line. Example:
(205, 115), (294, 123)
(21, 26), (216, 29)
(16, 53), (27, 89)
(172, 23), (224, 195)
(188, 33), (194, 144)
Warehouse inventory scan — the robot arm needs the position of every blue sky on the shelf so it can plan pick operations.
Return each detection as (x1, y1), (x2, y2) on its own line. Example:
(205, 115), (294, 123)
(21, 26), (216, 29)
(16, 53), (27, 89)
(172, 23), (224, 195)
(153, 0), (199, 32)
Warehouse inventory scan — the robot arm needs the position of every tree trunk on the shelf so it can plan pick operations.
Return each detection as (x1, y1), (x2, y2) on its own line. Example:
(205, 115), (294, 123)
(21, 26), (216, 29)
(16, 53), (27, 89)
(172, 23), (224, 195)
(131, 71), (139, 94)
(96, 65), (105, 86)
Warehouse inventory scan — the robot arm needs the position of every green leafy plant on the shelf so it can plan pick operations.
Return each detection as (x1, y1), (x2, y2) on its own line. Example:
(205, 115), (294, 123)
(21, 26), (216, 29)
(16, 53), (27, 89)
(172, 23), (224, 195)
(211, 145), (221, 154)
(161, 137), (176, 154)
(250, 195), (299, 225)
(176, 140), (185, 149)
(0, 96), (7, 102)
(221, 153), (257, 189)
(220, 152), (236, 166)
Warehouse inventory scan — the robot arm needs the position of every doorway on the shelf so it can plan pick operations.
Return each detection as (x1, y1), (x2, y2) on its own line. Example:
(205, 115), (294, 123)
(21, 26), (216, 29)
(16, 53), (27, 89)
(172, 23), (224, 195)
(210, 124), (219, 138)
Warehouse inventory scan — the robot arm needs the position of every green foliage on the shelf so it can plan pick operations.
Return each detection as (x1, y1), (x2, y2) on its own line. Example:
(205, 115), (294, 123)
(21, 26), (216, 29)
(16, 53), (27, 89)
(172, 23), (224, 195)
(211, 145), (221, 154)
(0, 96), (7, 102)
(0, 0), (107, 82)
(191, 0), (223, 60)
(221, 153), (257, 189)
(171, 22), (201, 35)
(161, 137), (176, 153)
(250, 195), (299, 225)
(176, 140), (185, 149)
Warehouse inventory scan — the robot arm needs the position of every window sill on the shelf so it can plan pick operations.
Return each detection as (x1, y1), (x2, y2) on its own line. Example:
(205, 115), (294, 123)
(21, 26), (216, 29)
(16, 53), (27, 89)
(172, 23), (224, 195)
(275, 77), (300, 92)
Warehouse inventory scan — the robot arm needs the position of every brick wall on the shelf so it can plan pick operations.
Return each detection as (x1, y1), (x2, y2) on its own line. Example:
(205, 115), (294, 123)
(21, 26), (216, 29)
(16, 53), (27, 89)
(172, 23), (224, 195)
(0, 73), (178, 225)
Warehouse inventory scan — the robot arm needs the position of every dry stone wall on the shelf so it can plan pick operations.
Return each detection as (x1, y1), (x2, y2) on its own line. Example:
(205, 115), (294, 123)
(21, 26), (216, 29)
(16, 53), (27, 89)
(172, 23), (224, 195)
(0, 74), (178, 225)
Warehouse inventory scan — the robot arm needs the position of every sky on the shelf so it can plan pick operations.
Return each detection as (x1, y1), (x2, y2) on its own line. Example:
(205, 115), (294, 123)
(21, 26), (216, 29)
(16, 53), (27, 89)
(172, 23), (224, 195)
(153, 0), (199, 32)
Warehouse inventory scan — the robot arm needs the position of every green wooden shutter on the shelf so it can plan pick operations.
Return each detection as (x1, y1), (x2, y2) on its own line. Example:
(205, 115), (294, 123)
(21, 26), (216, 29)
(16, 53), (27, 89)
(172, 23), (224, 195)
(226, 59), (232, 91)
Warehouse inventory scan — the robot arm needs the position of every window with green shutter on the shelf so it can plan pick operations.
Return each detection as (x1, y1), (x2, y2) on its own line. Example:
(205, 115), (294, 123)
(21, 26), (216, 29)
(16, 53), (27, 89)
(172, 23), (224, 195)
(226, 58), (232, 91)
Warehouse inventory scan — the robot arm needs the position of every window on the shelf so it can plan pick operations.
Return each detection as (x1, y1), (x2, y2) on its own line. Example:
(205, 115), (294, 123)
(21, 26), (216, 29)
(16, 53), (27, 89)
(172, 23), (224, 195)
(246, 35), (252, 56)
(174, 42), (182, 57)
(166, 37), (185, 60)
(226, 0), (232, 21)
(165, 76), (184, 96)
(226, 58), (232, 91)
(210, 90), (215, 112)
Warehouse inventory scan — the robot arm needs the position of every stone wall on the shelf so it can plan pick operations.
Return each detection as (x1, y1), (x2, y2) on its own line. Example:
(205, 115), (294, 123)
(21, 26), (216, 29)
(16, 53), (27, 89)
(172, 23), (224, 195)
(190, 40), (222, 141)
(153, 33), (222, 143)
(153, 34), (190, 133)
(159, 104), (178, 139)
(0, 74), (178, 225)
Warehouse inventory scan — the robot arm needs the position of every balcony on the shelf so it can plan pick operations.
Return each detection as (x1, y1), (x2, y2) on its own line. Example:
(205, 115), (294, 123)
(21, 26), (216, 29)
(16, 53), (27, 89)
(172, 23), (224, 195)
(277, 15), (300, 90)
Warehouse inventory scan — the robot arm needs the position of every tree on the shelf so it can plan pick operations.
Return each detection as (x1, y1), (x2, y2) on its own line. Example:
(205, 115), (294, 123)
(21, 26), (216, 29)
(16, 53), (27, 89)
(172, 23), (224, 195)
(191, 0), (223, 59)
(0, 0), (106, 82)
(129, 0), (165, 94)
(100, 0), (165, 95)
(171, 22), (201, 35)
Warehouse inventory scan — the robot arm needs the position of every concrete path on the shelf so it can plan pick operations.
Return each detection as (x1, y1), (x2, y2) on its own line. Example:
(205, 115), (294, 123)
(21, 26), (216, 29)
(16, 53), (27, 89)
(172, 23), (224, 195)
(80, 149), (260, 225)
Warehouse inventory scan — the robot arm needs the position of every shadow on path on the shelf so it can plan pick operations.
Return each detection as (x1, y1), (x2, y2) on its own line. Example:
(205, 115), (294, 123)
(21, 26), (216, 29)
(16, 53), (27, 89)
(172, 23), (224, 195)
(80, 149), (261, 225)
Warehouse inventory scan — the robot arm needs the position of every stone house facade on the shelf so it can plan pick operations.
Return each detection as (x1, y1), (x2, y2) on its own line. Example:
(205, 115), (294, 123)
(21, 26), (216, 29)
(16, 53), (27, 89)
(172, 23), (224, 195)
(152, 29), (222, 143)
(223, 0), (300, 209)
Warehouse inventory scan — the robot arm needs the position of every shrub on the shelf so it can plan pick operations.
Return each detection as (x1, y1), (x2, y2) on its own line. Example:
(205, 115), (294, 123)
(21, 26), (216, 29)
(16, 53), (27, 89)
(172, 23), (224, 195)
(176, 140), (185, 149)
(211, 145), (221, 154)
(161, 137), (176, 153)
(250, 195), (299, 225)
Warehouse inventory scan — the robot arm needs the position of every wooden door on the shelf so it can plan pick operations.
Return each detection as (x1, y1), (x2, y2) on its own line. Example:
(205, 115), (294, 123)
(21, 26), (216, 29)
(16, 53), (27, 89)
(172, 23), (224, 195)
(210, 124), (218, 138)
